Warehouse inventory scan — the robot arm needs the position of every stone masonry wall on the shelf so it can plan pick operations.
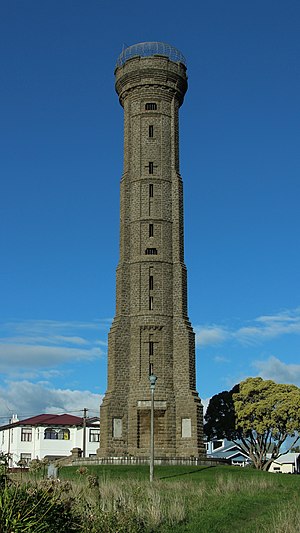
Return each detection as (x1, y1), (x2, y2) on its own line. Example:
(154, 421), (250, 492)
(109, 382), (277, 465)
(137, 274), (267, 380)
(99, 54), (205, 458)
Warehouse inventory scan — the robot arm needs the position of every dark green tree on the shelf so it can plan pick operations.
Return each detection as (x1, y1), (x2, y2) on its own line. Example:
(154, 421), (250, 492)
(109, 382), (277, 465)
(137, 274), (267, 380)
(204, 384), (240, 441)
(204, 378), (300, 470)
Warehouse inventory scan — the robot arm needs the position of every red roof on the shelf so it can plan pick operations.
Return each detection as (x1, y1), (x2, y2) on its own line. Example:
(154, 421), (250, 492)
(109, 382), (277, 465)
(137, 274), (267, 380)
(0, 414), (99, 431)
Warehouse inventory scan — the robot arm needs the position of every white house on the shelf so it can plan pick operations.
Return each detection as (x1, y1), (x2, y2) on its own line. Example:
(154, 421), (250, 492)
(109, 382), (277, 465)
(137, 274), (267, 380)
(268, 453), (300, 474)
(205, 439), (251, 467)
(0, 413), (100, 467)
(206, 439), (300, 473)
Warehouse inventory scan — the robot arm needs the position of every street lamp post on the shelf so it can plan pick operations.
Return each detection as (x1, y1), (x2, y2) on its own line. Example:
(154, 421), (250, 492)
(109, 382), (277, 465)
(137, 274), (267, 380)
(149, 373), (157, 482)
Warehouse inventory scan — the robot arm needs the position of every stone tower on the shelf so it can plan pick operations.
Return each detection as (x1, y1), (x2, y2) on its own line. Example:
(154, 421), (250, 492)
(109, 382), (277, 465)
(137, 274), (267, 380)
(100, 42), (205, 458)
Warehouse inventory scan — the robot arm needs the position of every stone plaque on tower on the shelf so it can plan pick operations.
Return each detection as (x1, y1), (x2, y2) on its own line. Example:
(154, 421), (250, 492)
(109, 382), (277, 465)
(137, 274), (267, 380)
(99, 42), (205, 458)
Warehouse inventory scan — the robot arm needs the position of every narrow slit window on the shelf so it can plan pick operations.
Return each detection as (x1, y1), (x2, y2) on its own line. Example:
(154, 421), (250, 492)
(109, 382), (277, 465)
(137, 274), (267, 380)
(149, 296), (154, 310)
(149, 341), (154, 356)
(149, 223), (154, 237)
(149, 184), (153, 197)
(148, 162), (154, 174)
(145, 103), (157, 111)
(149, 125), (154, 138)
(149, 275), (153, 290)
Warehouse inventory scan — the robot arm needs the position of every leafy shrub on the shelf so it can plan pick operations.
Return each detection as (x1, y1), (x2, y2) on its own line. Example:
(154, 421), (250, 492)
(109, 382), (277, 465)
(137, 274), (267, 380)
(0, 482), (80, 532)
(0, 452), (10, 489)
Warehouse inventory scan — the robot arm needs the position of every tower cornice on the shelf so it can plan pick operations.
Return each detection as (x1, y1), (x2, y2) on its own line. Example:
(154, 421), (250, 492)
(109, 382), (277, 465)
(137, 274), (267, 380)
(115, 56), (187, 107)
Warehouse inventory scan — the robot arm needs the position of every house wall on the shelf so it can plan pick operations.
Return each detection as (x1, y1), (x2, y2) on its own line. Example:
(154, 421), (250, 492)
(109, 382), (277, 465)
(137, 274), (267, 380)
(0, 424), (99, 467)
(269, 462), (294, 474)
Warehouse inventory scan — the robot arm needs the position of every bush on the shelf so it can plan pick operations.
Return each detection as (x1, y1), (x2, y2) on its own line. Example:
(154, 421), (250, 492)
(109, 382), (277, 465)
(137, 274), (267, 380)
(0, 481), (80, 532)
(0, 452), (10, 489)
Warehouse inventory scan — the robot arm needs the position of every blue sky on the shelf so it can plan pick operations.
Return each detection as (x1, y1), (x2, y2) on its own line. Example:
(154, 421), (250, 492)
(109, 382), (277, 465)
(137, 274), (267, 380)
(1, 0), (299, 421)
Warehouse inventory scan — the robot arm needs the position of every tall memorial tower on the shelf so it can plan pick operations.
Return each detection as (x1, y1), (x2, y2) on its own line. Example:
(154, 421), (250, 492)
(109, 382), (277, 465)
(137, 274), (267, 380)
(100, 42), (205, 458)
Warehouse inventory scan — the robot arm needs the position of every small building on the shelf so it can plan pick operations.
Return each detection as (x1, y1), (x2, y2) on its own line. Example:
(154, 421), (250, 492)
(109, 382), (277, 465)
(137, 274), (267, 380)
(268, 453), (300, 474)
(206, 439), (251, 467)
(0, 413), (100, 467)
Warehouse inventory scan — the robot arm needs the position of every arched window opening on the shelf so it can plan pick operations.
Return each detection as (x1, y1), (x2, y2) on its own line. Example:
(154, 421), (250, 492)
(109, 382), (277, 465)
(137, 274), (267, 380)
(44, 428), (70, 440)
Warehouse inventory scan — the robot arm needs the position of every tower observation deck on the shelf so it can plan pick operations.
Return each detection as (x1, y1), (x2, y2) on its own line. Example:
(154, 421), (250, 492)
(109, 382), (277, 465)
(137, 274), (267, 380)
(99, 42), (205, 459)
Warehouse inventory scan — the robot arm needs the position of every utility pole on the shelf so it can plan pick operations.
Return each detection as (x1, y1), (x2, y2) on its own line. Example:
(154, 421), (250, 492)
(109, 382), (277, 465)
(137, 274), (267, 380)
(82, 408), (88, 458)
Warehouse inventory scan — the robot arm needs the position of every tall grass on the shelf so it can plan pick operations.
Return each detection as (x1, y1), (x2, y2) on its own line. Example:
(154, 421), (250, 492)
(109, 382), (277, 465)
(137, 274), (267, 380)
(6, 467), (300, 532)
(266, 500), (300, 533)
(74, 477), (188, 531)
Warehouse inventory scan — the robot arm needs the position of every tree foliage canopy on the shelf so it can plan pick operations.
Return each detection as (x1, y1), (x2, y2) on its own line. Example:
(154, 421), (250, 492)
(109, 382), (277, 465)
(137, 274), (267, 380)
(204, 377), (300, 470)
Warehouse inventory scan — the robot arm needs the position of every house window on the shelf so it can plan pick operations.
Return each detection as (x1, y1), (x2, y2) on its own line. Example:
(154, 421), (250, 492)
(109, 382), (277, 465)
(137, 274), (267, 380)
(149, 184), (153, 197)
(212, 440), (223, 450)
(149, 224), (154, 237)
(149, 125), (154, 138)
(44, 428), (56, 440)
(149, 275), (153, 290)
(89, 428), (100, 442)
(149, 296), (154, 310)
(20, 453), (31, 466)
(145, 103), (157, 111)
(21, 428), (32, 442)
(145, 248), (157, 255)
(44, 428), (70, 440)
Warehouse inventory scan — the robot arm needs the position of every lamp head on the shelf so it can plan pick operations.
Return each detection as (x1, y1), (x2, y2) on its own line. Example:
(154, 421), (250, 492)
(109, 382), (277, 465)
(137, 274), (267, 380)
(149, 374), (157, 390)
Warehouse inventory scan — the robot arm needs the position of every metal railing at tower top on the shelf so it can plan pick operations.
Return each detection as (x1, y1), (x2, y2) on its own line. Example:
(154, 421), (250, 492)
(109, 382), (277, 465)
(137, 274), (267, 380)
(116, 42), (187, 68)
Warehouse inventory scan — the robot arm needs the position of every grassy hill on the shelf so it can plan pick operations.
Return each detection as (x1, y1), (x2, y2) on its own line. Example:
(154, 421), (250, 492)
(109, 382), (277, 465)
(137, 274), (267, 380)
(57, 464), (300, 532)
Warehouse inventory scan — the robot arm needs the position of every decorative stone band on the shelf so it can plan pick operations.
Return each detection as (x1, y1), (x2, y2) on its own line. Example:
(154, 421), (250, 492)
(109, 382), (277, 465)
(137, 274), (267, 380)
(137, 400), (167, 410)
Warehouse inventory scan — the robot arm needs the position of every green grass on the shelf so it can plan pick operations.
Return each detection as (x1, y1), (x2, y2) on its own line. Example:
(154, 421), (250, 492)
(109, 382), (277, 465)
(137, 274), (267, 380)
(56, 465), (300, 532)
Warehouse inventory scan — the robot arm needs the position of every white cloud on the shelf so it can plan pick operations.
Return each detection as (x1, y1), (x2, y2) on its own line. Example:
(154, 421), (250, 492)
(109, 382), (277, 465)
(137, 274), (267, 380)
(235, 308), (300, 344)
(195, 307), (300, 346)
(214, 355), (230, 363)
(3, 336), (89, 346)
(0, 343), (102, 370)
(2, 369), (67, 380)
(0, 381), (103, 421)
(252, 356), (300, 386)
(195, 325), (229, 346)
(0, 318), (108, 376)
(201, 397), (211, 416)
(0, 320), (107, 422)
(1, 319), (111, 336)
